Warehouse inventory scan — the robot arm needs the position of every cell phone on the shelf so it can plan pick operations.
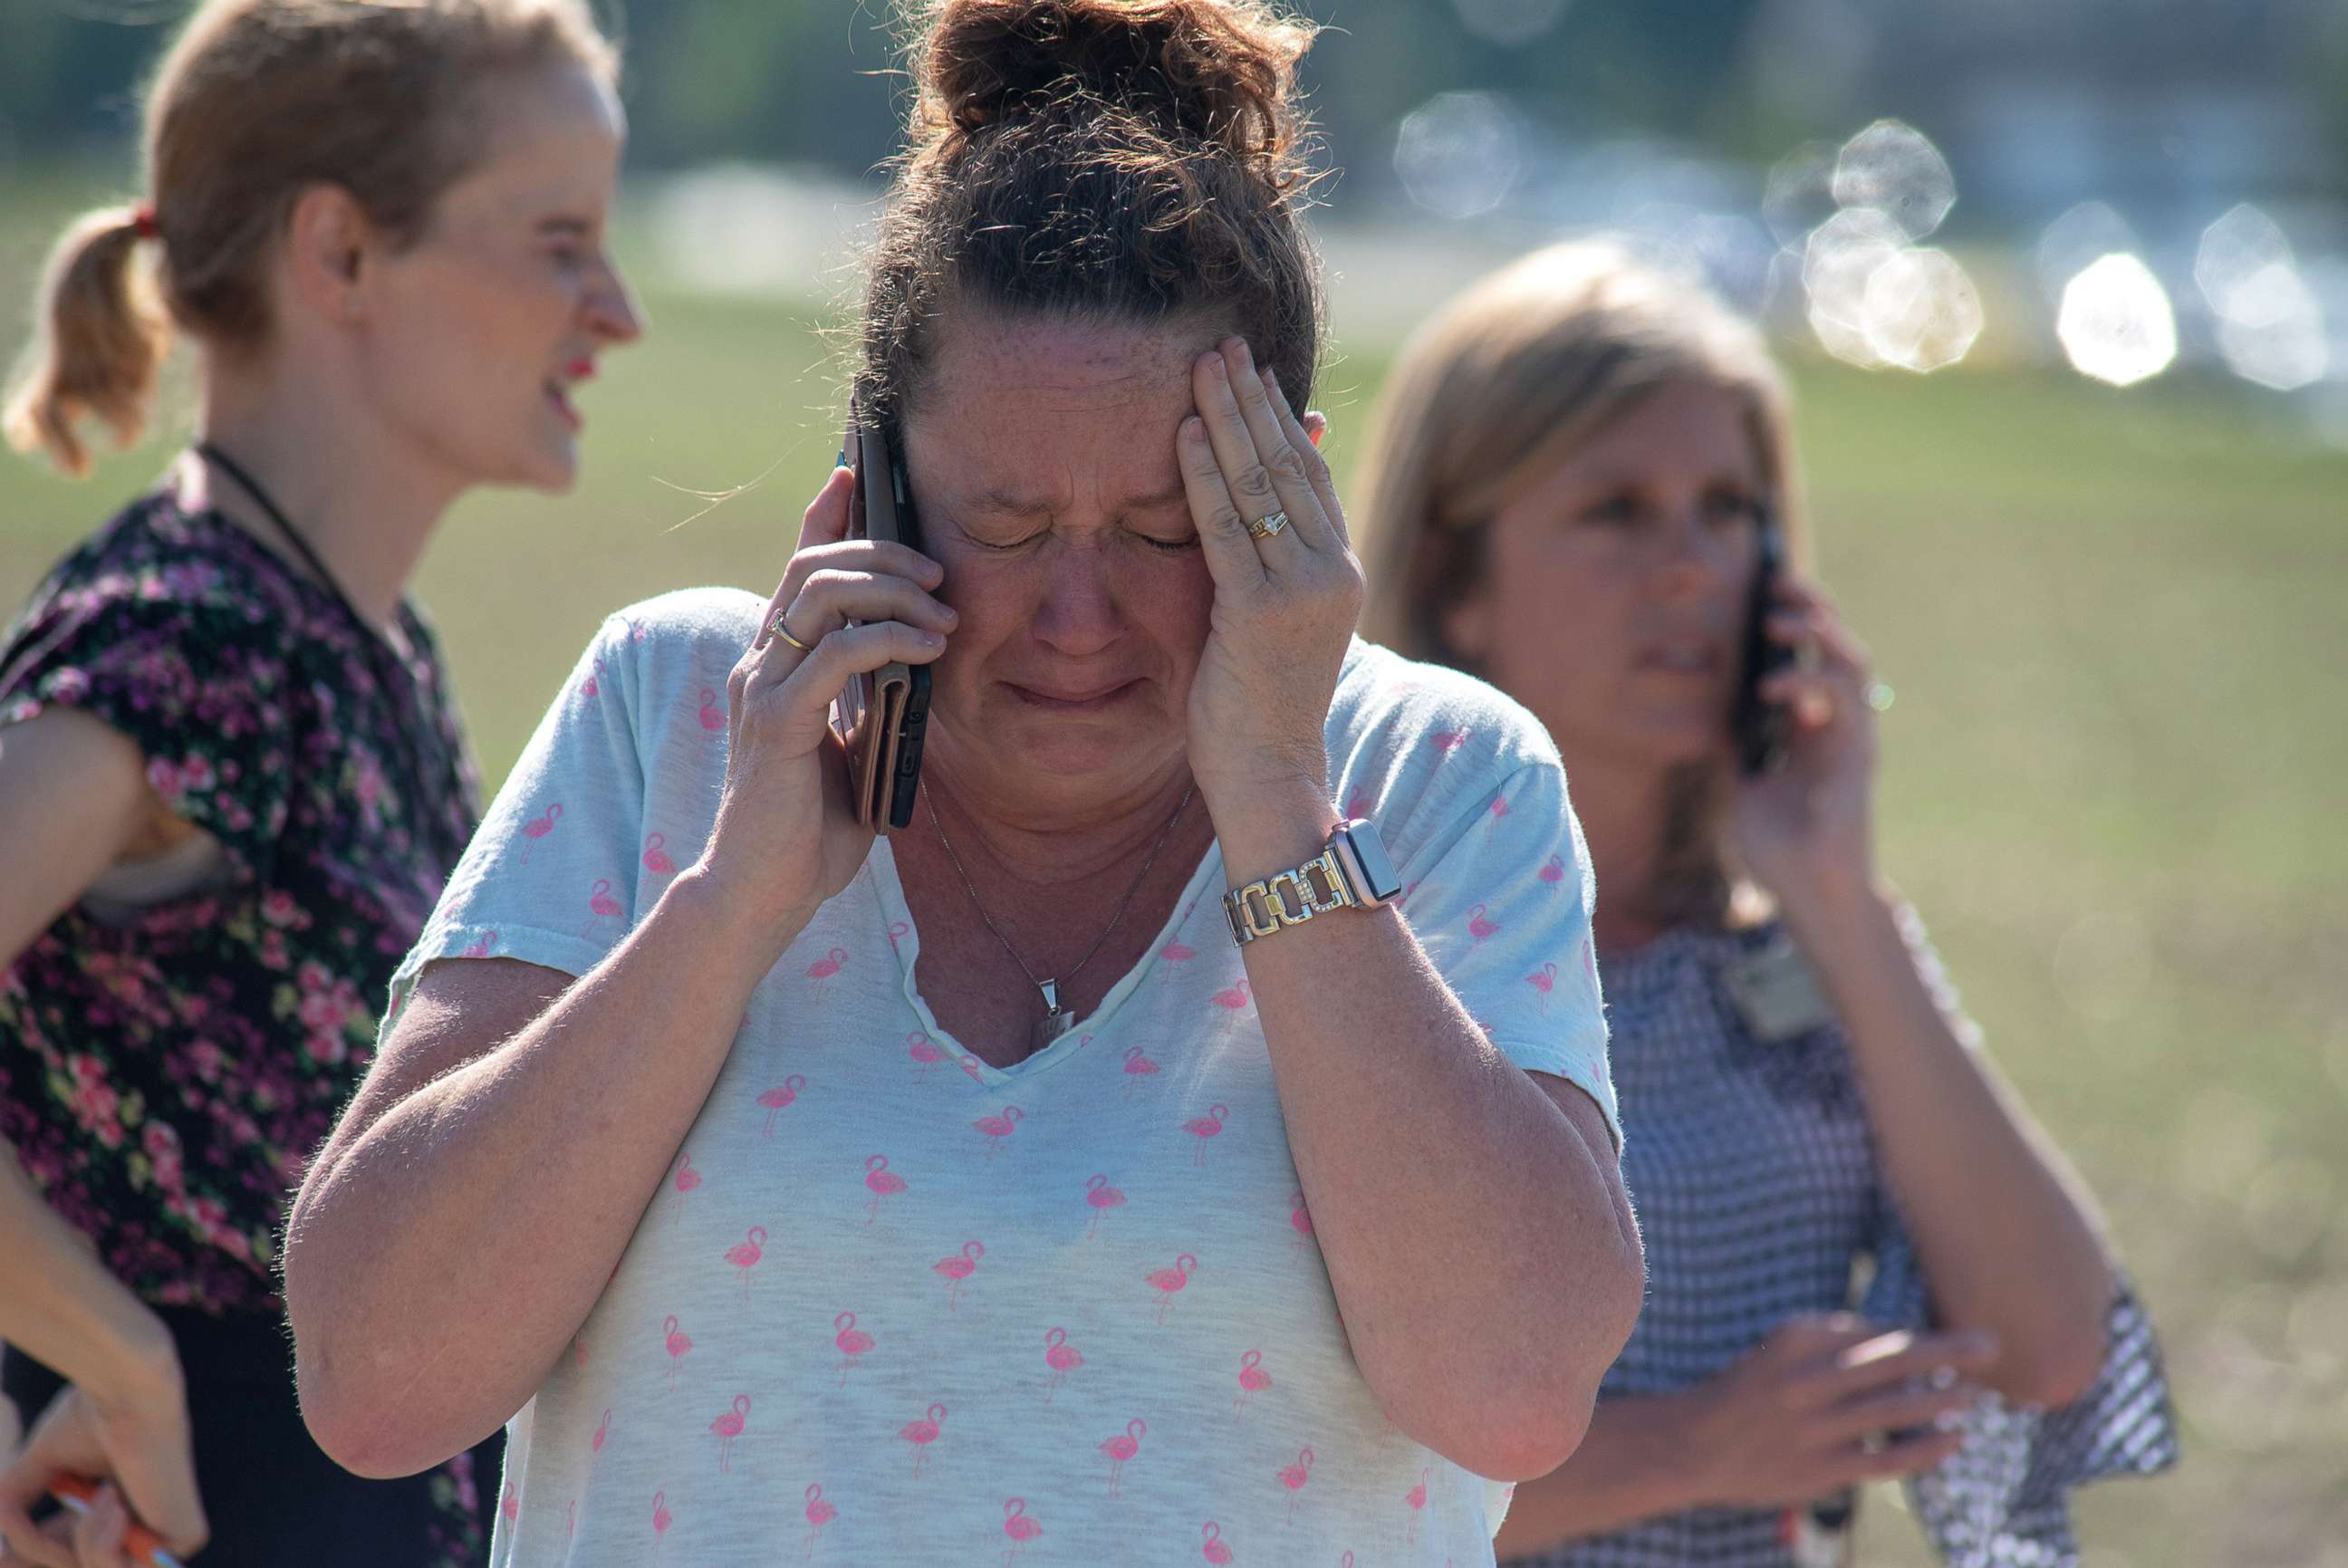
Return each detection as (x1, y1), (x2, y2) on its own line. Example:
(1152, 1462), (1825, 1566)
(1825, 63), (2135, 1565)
(1731, 502), (1793, 776)
(831, 419), (934, 833)
(45, 1476), (186, 1568)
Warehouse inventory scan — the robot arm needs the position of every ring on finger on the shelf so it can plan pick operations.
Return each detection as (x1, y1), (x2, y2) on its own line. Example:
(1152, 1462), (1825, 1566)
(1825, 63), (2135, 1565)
(1245, 509), (1291, 542)
(768, 608), (813, 651)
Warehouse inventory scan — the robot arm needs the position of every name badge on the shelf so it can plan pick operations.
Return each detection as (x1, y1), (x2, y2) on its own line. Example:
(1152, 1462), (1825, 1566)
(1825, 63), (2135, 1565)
(1721, 936), (1837, 1042)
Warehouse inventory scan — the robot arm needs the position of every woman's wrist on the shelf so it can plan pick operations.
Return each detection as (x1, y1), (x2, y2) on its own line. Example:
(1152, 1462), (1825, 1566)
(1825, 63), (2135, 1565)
(660, 863), (819, 976)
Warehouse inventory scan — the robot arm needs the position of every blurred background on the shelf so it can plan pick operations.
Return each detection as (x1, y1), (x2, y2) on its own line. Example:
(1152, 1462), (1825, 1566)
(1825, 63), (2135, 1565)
(3, 1), (2345, 1563)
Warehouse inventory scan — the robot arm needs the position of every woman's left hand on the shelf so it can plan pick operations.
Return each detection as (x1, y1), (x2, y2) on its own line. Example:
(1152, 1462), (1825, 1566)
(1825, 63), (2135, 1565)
(1176, 338), (1364, 814)
(1729, 575), (1881, 915)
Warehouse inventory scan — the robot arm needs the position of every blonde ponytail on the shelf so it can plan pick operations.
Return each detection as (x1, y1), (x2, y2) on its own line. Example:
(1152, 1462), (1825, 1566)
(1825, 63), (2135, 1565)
(4, 206), (173, 477)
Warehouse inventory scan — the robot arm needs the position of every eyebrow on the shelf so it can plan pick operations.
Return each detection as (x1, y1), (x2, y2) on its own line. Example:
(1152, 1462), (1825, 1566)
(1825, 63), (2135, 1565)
(536, 216), (594, 237)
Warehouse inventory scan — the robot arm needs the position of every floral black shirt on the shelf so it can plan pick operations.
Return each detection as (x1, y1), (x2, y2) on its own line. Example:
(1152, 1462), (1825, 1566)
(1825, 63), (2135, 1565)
(2, 487), (481, 1309)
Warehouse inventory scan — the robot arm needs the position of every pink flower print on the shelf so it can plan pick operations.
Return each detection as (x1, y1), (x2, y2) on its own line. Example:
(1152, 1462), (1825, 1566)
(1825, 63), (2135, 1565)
(1539, 853), (1565, 886)
(758, 1076), (807, 1136)
(1277, 1447), (1315, 1523)
(1527, 962), (1557, 1004)
(643, 832), (678, 876)
(580, 658), (604, 698)
(1209, 979), (1252, 1014)
(501, 1480), (519, 1523)
(1432, 726), (1471, 755)
(972, 1105), (1024, 1159)
(1406, 1467), (1430, 1543)
(1101, 1419), (1146, 1496)
(804, 1484), (838, 1557)
(1121, 1044), (1161, 1097)
(862, 1155), (908, 1226)
(833, 1311), (875, 1386)
(1343, 784), (1372, 820)
(957, 1053), (987, 1083)
(670, 1151), (701, 1220)
(886, 920), (910, 953)
(710, 1393), (750, 1472)
(1201, 1521), (1235, 1565)
(909, 1031), (947, 1079)
(1159, 939), (1196, 982)
(1288, 1191), (1314, 1247)
(900, 1402), (948, 1477)
(1043, 1327), (1084, 1403)
(933, 1241), (984, 1310)
(698, 687), (726, 734)
(651, 1489), (672, 1554)
(805, 947), (847, 996)
(663, 1314), (693, 1390)
(1467, 903), (1499, 941)
(1145, 1253), (1198, 1325)
(583, 877), (623, 937)
(1184, 1103), (1228, 1167)
(1001, 1498), (1041, 1563)
(519, 802), (562, 865)
(460, 929), (499, 959)
(1235, 1349), (1272, 1410)
(1084, 1174), (1127, 1239)
(726, 1227), (766, 1300)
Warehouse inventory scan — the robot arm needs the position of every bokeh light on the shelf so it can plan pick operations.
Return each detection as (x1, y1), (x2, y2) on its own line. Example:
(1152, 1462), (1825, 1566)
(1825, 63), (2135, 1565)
(1448, 0), (1571, 47)
(2197, 204), (2329, 391)
(1393, 91), (1524, 221)
(2057, 254), (2180, 386)
(1831, 119), (1958, 241)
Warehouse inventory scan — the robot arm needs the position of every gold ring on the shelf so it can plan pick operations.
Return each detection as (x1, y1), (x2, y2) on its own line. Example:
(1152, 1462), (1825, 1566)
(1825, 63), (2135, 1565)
(769, 610), (812, 650)
(1245, 509), (1290, 541)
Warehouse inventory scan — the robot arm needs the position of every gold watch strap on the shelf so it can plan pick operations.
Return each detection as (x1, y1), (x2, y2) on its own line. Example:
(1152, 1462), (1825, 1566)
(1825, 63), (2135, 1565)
(1223, 845), (1361, 946)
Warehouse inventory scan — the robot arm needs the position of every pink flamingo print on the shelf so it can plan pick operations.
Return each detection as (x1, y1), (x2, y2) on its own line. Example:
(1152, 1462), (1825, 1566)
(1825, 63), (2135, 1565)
(1432, 726), (1471, 755)
(643, 832), (678, 876)
(1145, 1254), (1198, 1324)
(726, 1227), (765, 1300)
(1341, 1554), (1354, 1568)
(908, 1031), (947, 1078)
(580, 658), (604, 698)
(1582, 931), (1600, 988)
(1001, 1498), (1041, 1563)
(1467, 903), (1499, 941)
(803, 1484), (837, 1559)
(758, 1076), (807, 1136)
(862, 1154), (907, 1226)
(933, 1241), (985, 1310)
(592, 1407), (611, 1462)
(1184, 1103), (1228, 1167)
(957, 1053), (987, 1083)
(1235, 1349), (1272, 1409)
(1277, 1447), (1315, 1523)
(1209, 979), (1252, 1014)
(662, 1314), (692, 1389)
(900, 1403), (948, 1477)
(519, 802), (562, 864)
(886, 919), (910, 952)
(710, 1393), (750, 1472)
(651, 1489), (672, 1556)
(567, 1496), (576, 1542)
(1406, 1467), (1430, 1543)
(698, 687), (725, 733)
(1528, 961), (1557, 1002)
(1289, 1190), (1314, 1246)
(460, 929), (498, 959)
(1201, 1521), (1234, 1565)
(582, 877), (622, 936)
(833, 1311), (875, 1386)
(1488, 792), (1511, 829)
(500, 1480), (518, 1522)
(1122, 1044), (1161, 1097)
(1539, 852), (1565, 886)
(1043, 1327), (1083, 1402)
(1101, 1419), (1146, 1496)
(972, 1105), (1024, 1159)
(670, 1151), (701, 1220)
(1084, 1174), (1127, 1239)
(1344, 784), (1372, 819)
(806, 947), (847, 996)
(1160, 939), (1196, 982)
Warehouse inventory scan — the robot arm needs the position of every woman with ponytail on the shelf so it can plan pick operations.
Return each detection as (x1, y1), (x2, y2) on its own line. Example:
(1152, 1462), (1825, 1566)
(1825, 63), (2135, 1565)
(0, 3), (641, 1563)
(282, 2), (1642, 1563)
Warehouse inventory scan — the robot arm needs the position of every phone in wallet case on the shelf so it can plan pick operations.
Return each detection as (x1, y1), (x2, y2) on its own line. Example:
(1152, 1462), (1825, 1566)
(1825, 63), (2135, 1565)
(831, 421), (933, 832)
(1731, 502), (1793, 776)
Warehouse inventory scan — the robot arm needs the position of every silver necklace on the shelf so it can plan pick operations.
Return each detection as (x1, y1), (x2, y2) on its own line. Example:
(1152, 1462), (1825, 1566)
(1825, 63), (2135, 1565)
(921, 778), (1195, 1039)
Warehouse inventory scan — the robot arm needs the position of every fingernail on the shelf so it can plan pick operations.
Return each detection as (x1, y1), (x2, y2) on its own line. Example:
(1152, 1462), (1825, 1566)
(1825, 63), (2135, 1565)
(922, 630), (945, 647)
(836, 448), (849, 470)
(1182, 415), (1205, 438)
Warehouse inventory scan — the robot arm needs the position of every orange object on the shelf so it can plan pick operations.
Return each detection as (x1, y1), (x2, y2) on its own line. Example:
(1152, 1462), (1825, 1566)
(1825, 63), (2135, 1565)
(43, 1475), (186, 1568)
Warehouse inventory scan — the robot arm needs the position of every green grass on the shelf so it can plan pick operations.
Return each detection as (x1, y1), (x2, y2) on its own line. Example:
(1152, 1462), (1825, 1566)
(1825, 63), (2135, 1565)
(6, 184), (2348, 1564)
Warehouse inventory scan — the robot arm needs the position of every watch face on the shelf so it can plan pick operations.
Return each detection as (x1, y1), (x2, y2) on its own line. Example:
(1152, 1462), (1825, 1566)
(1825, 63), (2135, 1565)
(1342, 821), (1403, 901)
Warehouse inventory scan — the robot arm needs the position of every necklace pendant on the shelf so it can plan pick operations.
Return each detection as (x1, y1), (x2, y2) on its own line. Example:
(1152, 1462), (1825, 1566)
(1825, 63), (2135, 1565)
(1038, 978), (1062, 1016)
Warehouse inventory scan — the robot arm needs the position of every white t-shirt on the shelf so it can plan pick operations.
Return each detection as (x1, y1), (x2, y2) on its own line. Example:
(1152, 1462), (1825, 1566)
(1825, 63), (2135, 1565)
(389, 588), (1616, 1567)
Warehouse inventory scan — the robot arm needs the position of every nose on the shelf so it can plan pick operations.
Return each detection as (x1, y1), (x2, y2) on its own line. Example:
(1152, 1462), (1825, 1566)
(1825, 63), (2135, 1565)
(586, 255), (647, 346)
(1029, 537), (1121, 659)
(1651, 505), (1737, 601)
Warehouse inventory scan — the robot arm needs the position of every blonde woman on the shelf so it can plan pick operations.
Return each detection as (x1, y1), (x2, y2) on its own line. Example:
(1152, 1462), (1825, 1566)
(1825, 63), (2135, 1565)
(0, 2), (640, 1563)
(1354, 242), (2175, 1568)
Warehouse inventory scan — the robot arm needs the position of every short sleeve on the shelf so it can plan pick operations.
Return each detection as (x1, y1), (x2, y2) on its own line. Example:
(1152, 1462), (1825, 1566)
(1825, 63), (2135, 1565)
(0, 591), (294, 883)
(386, 615), (650, 1015)
(1395, 759), (1620, 1151)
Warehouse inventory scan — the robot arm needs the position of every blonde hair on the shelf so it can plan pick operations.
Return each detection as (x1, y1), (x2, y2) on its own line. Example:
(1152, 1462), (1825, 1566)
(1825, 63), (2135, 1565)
(4, 0), (619, 477)
(1352, 240), (1804, 928)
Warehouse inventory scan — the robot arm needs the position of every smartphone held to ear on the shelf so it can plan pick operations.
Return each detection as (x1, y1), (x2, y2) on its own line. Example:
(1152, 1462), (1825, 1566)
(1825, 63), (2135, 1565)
(832, 421), (933, 833)
(1732, 504), (1793, 776)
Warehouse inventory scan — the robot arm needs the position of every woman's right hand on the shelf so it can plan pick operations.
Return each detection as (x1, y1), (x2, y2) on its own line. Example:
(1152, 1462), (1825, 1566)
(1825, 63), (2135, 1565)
(1681, 1313), (1998, 1509)
(0, 1376), (206, 1568)
(690, 463), (955, 949)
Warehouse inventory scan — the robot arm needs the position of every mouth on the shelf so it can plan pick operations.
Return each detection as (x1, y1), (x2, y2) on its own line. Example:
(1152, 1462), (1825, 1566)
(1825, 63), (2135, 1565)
(1007, 678), (1141, 711)
(544, 359), (596, 433)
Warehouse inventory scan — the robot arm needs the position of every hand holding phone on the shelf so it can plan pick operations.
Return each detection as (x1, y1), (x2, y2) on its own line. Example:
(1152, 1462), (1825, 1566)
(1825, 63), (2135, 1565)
(1731, 504), (1794, 775)
(45, 1475), (187, 1568)
(830, 421), (935, 833)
